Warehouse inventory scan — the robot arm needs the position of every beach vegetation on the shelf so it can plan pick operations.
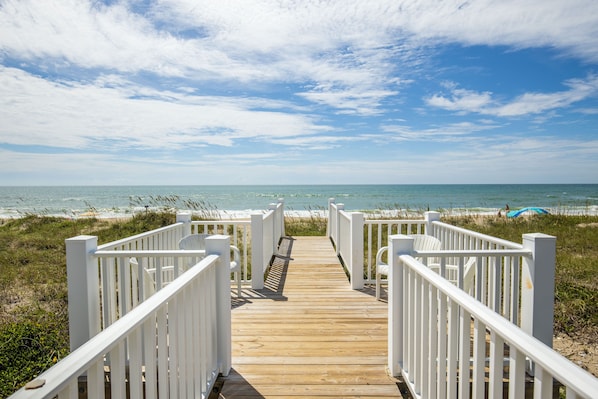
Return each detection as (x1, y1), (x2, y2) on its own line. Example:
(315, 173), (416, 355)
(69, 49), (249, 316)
(0, 213), (175, 397)
(0, 212), (597, 396)
(129, 195), (221, 219)
(284, 206), (327, 236)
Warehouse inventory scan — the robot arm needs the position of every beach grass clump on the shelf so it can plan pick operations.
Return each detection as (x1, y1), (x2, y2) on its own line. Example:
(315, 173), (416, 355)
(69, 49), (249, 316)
(129, 195), (221, 220)
(284, 207), (327, 236)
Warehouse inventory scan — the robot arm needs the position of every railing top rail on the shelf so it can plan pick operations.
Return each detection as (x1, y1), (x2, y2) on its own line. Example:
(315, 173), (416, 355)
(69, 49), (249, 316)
(94, 249), (206, 257)
(338, 209), (353, 219)
(262, 210), (274, 221)
(432, 220), (523, 249)
(191, 220), (250, 225)
(9, 254), (220, 399)
(97, 222), (183, 250)
(365, 219), (425, 224)
(414, 249), (532, 257)
(399, 254), (598, 395)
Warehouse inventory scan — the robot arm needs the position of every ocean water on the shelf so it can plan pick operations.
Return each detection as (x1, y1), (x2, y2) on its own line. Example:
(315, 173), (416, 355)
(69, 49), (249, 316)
(0, 184), (596, 219)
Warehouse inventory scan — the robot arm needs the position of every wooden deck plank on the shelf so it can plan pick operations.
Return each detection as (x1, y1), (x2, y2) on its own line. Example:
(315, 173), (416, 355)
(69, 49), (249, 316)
(219, 236), (402, 398)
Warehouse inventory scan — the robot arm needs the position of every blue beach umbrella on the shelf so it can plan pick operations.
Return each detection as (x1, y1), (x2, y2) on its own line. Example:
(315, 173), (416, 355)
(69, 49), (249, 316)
(507, 207), (550, 218)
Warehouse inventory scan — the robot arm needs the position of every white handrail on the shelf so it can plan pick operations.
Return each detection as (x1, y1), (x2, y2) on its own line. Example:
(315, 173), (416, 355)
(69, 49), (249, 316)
(387, 235), (598, 399)
(98, 222), (183, 251)
(432, 220), (523, 250)
(10, 245), (232, 399)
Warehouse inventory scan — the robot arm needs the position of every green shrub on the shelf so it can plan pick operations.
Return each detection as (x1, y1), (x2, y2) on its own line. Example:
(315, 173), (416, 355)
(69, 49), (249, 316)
(0, 308), (69, 398)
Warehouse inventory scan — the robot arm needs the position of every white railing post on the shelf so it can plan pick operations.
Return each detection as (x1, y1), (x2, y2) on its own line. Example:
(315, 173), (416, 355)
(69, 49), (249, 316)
(278, 198), (285, 238)
(176, 212), (192, 237)
(65, 235), (99, 351)
(350, 212), (364, 290)
(269, 203), (278, 255)
(521, 233), (557, 348)
(388, 234), (415, 376)
(424, 211), (441, 237)
(327, 198), (335, 237)
(205, 235), (232, 376)
(251, 212), (264, 289)
(335, 204), (344, 255)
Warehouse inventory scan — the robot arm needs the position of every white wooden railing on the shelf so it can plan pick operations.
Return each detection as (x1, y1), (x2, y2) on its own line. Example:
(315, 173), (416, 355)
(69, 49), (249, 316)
(327, 204), (598, 397)
(328, 206), (556, 345)
(175, 201), (285, 289)
(10, 198), (285, 398)
(250, 199), (286, 289)
(335, 204), (364, 290)
(386, 234), (598, 399)
(328, 199), (432, 286)
(9, 236), (232, 399)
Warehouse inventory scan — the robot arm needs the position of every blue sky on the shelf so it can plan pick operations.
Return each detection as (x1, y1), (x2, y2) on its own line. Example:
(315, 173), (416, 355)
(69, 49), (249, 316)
(1, 0), (597, 185)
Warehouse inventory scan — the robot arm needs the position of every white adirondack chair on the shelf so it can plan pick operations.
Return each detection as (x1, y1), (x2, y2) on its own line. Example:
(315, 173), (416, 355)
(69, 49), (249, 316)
(429, 257), (477, 294)
(375, 234), (442, 300)
(178, 234), (242, 297)
(128, 257), (179, 304)
(128, 257), (157, 303)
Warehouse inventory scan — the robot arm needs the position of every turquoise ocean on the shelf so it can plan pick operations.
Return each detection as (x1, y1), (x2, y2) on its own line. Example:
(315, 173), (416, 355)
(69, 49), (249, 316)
(0, 185), (596, 219)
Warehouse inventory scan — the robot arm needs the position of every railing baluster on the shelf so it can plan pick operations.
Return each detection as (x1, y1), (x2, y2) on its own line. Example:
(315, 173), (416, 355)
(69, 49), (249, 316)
(447, 298), (459, 399)
(508, 346), (526, 399)
(438, 293), (448, 398)
(421, 277), (430, 398)
(110, 341), (126, 399)
(129, 328), (143, 399)
(157, 305), (169, 399)
(88, 360), (105, 399)
(57, 380), (77, 399)
(458, 308), (471, 399)
(169, 296), (179, 399)
(472, 319), (486, 399)
(511, 256), (520, 325)
(533, 364), (553, 399)
(143, 317), (157, 399)
(428, 284), (438, 399)
(489, 331), (504, 399)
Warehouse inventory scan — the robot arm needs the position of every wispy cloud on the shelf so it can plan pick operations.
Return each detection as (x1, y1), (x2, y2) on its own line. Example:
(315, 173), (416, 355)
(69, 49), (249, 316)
(426, 75), (598, 117)
(381, 121), (501, 141)
(0, 66), (330, 150)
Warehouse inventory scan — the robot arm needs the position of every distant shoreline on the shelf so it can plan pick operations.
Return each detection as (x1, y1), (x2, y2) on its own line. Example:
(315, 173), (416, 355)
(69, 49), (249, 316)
(2, 206), (597, 222)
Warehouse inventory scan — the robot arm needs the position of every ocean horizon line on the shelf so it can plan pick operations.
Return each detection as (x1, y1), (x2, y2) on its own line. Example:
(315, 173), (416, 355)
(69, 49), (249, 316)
(1, 184), (596, 220)
(1, 183), (597, 187)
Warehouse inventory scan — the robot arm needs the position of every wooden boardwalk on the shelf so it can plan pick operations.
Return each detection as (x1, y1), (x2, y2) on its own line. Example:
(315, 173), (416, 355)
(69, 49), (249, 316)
(218, 236), (403, 399)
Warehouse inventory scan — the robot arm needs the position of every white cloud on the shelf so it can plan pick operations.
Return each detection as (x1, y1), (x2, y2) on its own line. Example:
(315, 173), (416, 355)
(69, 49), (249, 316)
(381, 121), (500, 141)
(2, 0), (598, 117)
(393, 0), (598, 62)
(0, 67), (330, 150)
(426, 75), (598, 117)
